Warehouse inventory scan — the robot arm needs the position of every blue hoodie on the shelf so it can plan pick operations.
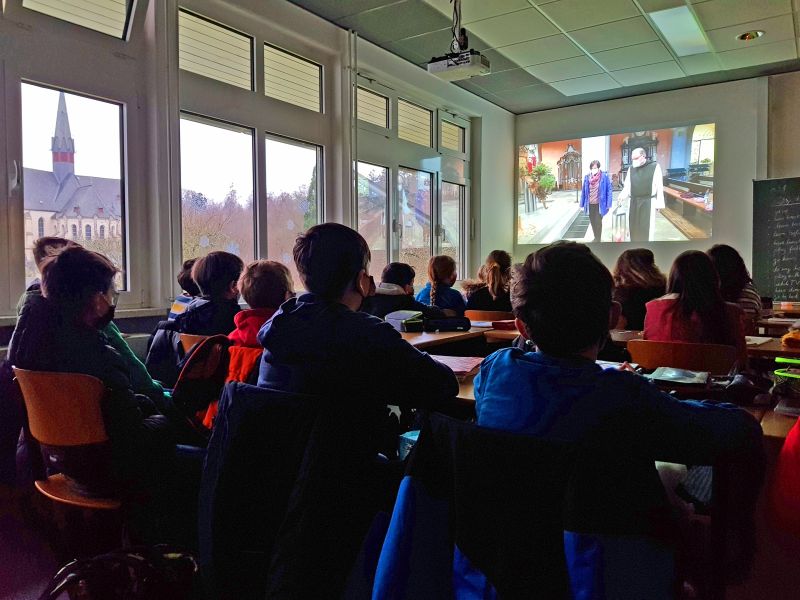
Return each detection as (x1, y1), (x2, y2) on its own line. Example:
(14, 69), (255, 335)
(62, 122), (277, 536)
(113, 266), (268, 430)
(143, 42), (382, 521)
(257, 292), (459, 414)
(415, 282), (466, 315)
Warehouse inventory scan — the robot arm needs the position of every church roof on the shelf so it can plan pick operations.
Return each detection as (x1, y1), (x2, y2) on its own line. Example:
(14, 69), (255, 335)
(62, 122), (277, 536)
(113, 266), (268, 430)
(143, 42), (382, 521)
(24, 167), (122, 219)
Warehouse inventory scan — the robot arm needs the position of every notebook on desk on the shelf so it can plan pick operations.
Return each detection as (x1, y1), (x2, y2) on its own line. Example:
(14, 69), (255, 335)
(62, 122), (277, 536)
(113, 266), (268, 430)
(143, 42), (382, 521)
(746, 336), (773, 346)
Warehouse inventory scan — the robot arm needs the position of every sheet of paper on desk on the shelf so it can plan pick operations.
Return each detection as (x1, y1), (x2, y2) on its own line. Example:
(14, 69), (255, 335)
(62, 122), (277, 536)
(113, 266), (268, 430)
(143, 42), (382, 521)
(646, 367), (709, 385)
(596, 360), (638, 370)
(430, 355), (483, 378)
(469, 321), (494, 328)
(746, 336), (773, 346)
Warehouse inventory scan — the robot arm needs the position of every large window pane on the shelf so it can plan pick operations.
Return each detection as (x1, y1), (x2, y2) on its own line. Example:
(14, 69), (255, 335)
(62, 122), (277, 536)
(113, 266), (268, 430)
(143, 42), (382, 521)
(398, 167), (432, 278)
(21, 83), (125, 288)
(441, 182), (463, 264)
(180, 115), (254, 263)
(22, 0), (132, 39)
(265, 136), (321, 286)
(357, 162), (388, 278)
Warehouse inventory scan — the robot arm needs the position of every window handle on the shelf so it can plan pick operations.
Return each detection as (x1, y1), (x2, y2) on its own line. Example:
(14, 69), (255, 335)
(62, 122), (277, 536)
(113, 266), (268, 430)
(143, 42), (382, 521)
(9, 159), (20, 194)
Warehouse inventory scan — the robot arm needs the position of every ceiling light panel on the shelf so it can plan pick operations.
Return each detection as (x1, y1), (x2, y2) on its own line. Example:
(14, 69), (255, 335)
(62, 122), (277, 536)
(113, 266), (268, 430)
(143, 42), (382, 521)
(649, 6), (710, 56)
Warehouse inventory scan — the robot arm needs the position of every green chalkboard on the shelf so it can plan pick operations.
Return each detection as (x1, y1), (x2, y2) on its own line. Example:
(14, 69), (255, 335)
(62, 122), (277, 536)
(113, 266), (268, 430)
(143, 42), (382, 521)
(753, 177), (800, 301)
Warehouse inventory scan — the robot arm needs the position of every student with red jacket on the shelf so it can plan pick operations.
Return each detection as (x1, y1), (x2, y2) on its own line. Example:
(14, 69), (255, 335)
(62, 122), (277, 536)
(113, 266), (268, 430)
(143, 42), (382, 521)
(644, 250), (746, 364)
(201, 260), (293, 428)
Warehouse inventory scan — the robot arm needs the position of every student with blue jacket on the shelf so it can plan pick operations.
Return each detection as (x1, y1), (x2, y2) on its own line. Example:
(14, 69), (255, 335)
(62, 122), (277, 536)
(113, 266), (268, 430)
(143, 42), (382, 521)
(580, 159), (613, 242)
(414, 255), (466, 315)
(473, 241), (763, 598)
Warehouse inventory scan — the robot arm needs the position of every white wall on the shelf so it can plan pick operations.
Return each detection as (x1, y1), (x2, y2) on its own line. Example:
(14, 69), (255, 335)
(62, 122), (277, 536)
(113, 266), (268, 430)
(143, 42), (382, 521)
(356, 39), (516, 271)
(515, 78), (769, 274)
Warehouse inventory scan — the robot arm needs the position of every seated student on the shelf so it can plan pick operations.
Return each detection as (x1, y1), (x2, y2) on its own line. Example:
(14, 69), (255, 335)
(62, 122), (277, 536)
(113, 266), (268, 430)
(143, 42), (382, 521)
(644, 250), (746, 363)
(201, 260), (294, 428)
(175, 251), (243, 335)
(414, 255), (466, 316)
(258, 223), (459, 437)
(361, 262), (445, 320)
(707, 244), (763, 320)
(462, 250), (513, 313)
(9, 247), (174, 495)
(612, 248), (666, 330)
(168, 258), (201, 320)
(473, 241), (762, 595)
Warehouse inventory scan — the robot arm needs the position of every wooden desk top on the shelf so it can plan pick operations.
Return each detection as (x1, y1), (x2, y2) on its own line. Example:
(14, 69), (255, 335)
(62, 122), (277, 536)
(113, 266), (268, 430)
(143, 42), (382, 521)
(760, 409), (796, 440)
(747, 338), (800, 359)
(664, 186), (708, 211)
(401, 328), (486, 349)
(484, 329), (518, 343)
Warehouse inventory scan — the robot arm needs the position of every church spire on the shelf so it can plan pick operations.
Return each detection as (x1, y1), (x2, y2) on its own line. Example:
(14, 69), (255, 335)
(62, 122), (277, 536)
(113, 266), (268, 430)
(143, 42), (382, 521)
(51, 92), (75, 183)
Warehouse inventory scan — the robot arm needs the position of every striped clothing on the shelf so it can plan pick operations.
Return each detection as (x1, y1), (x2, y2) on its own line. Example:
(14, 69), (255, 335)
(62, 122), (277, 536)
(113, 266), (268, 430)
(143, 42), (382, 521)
(737, 282), (762, 318)
(168, 293), (194, 320)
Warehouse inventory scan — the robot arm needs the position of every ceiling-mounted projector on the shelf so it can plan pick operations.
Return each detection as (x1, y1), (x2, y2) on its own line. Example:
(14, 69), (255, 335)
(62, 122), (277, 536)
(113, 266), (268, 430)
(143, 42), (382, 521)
(427, 50), (490, 81)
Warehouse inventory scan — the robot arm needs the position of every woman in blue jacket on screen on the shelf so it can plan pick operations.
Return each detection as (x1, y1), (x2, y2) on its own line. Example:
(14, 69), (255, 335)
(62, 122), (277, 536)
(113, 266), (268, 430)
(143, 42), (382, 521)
(580, 159), (613, 243)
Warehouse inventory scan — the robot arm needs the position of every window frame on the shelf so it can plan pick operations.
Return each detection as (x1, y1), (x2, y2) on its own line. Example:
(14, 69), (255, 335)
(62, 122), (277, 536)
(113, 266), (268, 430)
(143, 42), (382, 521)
(355, 81), (392, 137)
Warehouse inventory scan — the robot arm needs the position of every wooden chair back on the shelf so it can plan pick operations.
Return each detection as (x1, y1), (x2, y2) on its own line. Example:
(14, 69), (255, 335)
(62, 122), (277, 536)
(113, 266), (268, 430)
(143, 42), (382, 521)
(180, 333), (211, 353)
(464, 310), (514, 322)
(627, 339), (738, 376)
(12, 367), (108, 446)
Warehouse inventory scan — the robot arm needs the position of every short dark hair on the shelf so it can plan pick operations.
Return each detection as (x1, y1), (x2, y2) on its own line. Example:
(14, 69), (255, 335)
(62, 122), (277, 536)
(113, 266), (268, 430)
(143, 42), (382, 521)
(191, 251), (244, 299)
(381, 262), (416, 287)
(177, 258), (200, 296)
(32, 236), (79, 267)
(41, 246), (118, 309)
(293, 223), (370, 299)
(589, 160), (601, 169)
(512, 241), (612, 356)
(239, 260), (293, 309)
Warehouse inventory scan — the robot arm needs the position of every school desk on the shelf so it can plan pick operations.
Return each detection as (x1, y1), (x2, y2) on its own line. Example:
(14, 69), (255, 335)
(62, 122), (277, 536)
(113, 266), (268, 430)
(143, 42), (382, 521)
(401, 328), (486, 350)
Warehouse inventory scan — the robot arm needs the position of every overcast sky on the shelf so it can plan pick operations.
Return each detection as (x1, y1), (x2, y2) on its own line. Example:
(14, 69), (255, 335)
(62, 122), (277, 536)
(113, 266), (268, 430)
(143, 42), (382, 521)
(22, 82), (318, 204)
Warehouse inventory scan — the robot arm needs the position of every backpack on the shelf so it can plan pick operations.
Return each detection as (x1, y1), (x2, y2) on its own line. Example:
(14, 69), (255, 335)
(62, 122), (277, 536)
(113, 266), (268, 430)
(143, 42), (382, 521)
(144, 322), (183, 389)
(38, 546), (199, 600)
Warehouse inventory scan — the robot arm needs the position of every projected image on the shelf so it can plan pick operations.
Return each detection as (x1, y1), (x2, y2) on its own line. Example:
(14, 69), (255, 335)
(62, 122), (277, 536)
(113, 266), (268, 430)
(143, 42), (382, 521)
(517, 124), (715, 244)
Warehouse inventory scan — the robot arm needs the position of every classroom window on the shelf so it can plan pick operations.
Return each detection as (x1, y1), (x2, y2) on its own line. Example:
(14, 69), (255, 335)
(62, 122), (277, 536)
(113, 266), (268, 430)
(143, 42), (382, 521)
(178, 10), (253, 91)
(398, 167), (432, 277)
(22, 0), (133, 39)
(357, 162), (389, 278)
(21, 83), (126, 288)
(398, 100), (432, 147)
(179, 114), (255, 262)
(440, 182), (464, 265)
(441, 120), (465, 153)
(85, 224), (92, 240)
(37, 217), (44, 238)
(357, 87), (389, 129)
(263, 44), (321, 113)
(265, 135), (321, 285)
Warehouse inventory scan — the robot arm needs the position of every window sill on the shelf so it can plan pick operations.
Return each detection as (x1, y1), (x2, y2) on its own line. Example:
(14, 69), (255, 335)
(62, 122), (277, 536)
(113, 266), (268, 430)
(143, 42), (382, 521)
(0, 306), (167, 328)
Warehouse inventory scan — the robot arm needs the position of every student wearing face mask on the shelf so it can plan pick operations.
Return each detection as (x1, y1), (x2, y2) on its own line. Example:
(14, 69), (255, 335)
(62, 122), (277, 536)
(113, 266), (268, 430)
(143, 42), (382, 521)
(9, 246), (175, 496)
(618, 147), (665, 242)
(580, 160), (614, 242)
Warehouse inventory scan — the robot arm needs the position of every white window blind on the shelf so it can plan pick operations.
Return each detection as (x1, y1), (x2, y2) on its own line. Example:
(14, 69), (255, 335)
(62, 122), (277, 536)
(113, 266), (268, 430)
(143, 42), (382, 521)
(357, 87), (389, 128)
(398, 99), (432, 147)
(22, 0), (131, 38)
(441, 120), (465, 153)
(264, 44), (322, 113)
(178, 10), (252, 90)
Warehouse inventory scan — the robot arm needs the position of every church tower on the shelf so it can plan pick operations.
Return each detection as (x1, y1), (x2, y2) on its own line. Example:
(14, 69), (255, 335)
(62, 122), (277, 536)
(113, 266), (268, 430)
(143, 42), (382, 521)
(51, 92), (75, 183)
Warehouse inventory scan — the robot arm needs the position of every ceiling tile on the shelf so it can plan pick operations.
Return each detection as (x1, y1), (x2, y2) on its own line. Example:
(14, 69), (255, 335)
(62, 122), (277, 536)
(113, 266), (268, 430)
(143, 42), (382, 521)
(678, 52), (722, 75)
(467, 8), (559, 49)
(525, 55), (603, 83)
(569, 17), (658, 53)
(497, 34), (584, 67)
(594, 40), (673, 71)
(290, 0), (400, 21)
(717, 39), (797, 70)
(636, 0), (685, 11)
(693, 0), (791, 31)
(390, 28), (467, 62)
(337, 0), (449, 44)
(537, 0), (641, 31)
(471, 68), (542, 92)
(422, 0), (531, 24)
(548, 73), (622, 96)
(492, 83), (569, 112)
(383, 40), (430, 65)
(705, 15), (796, 53)
(610, 60), (685, 85)
(480, 48), (521, 73)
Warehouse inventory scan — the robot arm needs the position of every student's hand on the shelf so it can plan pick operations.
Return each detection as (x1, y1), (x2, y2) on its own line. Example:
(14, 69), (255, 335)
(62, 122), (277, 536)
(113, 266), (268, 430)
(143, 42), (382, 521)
(617, 361), (636, 372)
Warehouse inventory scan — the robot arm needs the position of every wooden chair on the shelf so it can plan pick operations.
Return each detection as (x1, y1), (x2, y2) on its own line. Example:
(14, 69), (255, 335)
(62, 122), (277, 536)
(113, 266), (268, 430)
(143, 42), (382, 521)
(627, 340), (738, 376)
(180, 333), (211, 354)
(12, 367), (120, 510)
(464, 310), (514, 322)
